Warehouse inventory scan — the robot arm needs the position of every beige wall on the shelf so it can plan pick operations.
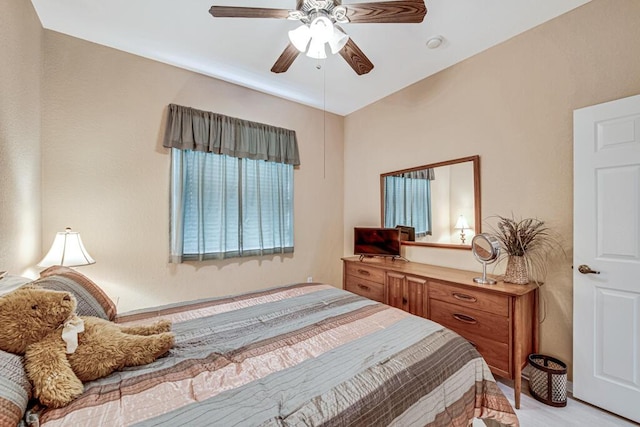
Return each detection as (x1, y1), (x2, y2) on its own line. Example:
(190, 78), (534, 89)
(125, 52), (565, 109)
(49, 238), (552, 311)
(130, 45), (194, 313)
(0, 1), (42, 274)
(41, 32), (344, 312)
(344, 0), (640, 377)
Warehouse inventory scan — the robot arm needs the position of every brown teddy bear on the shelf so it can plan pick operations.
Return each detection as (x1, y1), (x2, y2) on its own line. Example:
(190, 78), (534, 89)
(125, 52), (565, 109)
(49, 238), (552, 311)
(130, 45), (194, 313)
(0, 285), (174, 408)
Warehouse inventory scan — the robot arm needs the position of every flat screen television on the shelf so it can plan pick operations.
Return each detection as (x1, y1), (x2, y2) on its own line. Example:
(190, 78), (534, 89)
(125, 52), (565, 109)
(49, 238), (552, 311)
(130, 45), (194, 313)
(354, 227), (402, 258)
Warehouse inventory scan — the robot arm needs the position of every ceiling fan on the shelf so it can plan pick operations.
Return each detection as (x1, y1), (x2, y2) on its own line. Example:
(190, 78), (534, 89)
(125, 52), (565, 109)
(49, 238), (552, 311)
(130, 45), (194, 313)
(209, 0), (427, 75)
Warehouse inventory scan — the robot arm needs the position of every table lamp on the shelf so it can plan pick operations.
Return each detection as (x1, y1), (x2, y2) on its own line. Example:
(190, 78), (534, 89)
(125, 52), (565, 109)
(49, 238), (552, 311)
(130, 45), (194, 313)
(38, 227), (95, 267)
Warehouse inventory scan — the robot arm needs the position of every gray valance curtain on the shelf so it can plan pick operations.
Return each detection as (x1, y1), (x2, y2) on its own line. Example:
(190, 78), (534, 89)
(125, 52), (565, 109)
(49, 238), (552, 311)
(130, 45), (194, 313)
(398, 168), (435, 180)
(163, 104), (300, 166)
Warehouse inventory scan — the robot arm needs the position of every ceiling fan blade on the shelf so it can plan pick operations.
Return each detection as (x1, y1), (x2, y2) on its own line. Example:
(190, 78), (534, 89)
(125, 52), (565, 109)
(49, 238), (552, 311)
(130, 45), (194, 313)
(338, 38), (374, 75)
(271, 43), (301, 74)
(345, 0), (427, 24)
(209, 6), (291, 19)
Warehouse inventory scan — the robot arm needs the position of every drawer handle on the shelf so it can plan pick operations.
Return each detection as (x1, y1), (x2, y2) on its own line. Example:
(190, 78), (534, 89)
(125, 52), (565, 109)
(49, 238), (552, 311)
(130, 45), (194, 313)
(357, 283), (370, 292)
(357, 269), (371, 276)
(452, 292), (477, 303)
(452, 313), (478, 324)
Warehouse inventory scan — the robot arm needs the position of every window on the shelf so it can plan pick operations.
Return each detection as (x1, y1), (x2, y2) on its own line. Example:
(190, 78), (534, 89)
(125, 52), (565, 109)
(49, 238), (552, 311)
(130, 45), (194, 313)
(170, 149), (293, 260)
(164, 104), (299, 262)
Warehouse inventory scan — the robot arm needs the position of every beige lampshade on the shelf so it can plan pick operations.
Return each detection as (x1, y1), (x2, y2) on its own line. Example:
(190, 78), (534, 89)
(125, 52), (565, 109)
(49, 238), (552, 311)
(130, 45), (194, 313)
(38, 227), (95, 267)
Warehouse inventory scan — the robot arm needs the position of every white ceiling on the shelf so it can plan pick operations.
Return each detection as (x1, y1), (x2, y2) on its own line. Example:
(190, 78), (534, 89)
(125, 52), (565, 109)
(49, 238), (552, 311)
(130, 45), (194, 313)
(30, 0), (590, 116)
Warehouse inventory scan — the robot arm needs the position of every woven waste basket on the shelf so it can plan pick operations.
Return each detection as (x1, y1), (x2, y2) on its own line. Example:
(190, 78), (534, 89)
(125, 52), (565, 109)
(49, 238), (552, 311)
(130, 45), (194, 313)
(528, 354), (567, 407)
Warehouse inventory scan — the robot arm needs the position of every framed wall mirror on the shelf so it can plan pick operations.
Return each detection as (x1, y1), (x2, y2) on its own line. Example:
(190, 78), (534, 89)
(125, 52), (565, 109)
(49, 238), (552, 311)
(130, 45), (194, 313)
(380, 155), (481, 250)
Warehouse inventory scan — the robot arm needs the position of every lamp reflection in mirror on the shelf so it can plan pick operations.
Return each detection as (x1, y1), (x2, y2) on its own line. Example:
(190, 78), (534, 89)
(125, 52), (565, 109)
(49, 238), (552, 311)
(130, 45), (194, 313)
(288, 15), (349, 59)
(38, 227), (95, 268)
(454, 215), (471, 244)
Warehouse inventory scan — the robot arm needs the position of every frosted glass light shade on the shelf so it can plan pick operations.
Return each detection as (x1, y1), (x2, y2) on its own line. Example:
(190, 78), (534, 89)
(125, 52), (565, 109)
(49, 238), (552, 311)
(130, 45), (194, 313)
(38, 228), (95, 267)
(288, 24), (311, 52)
(309, 16), (333, 43)
(289, 15), (344, 58)
(328, 27), (349, 54)
(306, 38), (327, 59)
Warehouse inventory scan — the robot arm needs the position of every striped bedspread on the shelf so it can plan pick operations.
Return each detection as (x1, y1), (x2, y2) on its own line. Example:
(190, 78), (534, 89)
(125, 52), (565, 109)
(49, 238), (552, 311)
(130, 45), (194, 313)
(26, 283), (518, 427)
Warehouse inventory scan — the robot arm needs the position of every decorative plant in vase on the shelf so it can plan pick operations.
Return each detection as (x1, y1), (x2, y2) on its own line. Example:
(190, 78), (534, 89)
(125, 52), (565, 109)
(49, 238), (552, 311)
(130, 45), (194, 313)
(491, 215), (563, 285)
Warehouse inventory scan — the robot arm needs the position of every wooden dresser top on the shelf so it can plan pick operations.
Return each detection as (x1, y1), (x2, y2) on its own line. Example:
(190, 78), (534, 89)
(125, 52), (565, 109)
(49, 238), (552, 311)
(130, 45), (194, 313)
(342, 256), (538, 297)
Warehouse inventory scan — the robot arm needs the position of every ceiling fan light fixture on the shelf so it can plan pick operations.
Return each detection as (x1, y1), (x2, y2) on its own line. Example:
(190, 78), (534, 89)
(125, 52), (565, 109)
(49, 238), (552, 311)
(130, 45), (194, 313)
(309, 15), (333, 44)
(287, 10), (305, 21)
(332, 6), (349, 24)
(306, 38), (327, 59)
(212, 0), (428, 75)
(288, 24), (312, 52)
(328, 26), (349, 54)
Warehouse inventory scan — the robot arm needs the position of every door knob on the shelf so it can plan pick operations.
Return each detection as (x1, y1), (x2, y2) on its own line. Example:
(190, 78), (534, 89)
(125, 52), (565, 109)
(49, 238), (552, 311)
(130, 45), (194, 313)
(578, 264), (600, 275)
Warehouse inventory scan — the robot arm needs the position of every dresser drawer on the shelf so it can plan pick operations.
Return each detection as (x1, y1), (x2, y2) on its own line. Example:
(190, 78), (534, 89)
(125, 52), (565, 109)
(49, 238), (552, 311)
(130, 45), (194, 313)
(430, 300), (510, 342)
(345, 276), (385, 303)
(429, 281), (509, 317)
(345, 262), (385, 284)
(457, 331), (510, 376)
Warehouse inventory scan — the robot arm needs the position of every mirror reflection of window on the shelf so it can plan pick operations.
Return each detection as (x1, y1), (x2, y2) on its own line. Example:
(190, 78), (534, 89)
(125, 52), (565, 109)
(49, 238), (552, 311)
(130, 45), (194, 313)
(383, 168), (434, 238)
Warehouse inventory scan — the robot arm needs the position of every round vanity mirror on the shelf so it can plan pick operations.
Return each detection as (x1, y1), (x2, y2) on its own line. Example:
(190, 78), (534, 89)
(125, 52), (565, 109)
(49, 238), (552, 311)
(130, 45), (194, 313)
(471, 233), (500, 285)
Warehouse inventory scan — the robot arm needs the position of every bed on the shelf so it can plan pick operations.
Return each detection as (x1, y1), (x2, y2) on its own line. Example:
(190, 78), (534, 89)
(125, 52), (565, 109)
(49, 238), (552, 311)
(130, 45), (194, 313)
(3, 270), (518, 427)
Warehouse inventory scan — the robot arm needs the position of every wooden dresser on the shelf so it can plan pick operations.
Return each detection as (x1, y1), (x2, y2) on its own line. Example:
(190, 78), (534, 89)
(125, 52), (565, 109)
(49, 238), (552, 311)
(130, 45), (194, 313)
(342, 256), (538, 409)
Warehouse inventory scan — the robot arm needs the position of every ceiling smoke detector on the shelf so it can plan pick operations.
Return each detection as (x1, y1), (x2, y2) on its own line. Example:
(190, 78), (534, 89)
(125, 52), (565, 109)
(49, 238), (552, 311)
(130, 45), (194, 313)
(426, 35), (444, 49)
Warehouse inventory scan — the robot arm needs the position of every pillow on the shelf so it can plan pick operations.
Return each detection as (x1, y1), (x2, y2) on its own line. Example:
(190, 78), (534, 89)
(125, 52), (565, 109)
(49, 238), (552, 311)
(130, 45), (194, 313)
(0, 274), (32, 296)
(35, 266), (117, 320)
(0, 350), (31, 427)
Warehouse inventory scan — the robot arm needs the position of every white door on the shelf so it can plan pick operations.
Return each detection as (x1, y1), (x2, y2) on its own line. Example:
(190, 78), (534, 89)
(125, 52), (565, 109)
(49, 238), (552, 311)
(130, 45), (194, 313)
(573, 94), (640, 423)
